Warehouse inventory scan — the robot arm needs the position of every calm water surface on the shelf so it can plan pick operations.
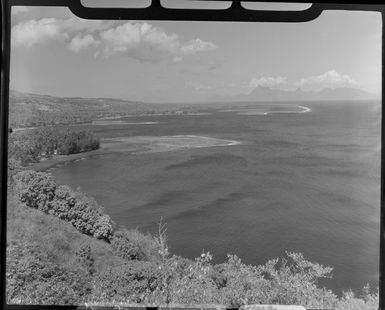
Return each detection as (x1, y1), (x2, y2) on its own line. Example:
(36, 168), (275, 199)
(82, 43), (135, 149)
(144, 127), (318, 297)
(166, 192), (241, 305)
(51, 100), (381, 293)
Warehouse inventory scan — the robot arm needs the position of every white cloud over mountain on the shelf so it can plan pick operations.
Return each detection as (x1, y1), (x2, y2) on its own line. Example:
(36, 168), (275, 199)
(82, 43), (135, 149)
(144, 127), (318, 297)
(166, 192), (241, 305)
(11, 18), (216, 62)
(297, 70), (359, 91)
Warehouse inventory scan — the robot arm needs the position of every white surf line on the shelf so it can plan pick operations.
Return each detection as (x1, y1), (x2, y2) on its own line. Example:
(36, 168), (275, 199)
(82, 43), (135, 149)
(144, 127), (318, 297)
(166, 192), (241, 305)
(92, 121), (159, 125)
(170, 135), (241, 146)
(298, 105), (311, 113)
(262, 105), (311, 115)
(123, 122), (159, 125)
(109, 135), (242, 149)
(224, 140), (242, 146)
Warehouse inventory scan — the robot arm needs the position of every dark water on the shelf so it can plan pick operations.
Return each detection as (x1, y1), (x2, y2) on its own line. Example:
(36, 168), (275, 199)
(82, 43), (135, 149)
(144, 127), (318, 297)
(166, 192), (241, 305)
(51, 101), (381, 294)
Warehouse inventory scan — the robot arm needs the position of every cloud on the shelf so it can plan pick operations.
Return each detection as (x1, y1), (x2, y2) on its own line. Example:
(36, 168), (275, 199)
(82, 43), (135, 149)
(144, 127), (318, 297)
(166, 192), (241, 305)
(11, 18), (216, 62)
(99, 22), (179, 61)
(248, 76), (288, 89)
(60, 19), (113, 33)
(11, 18), (112, 48)
(11, 6), (28, 15)
(180, 38), (216, 55)
(247, 70), (360, 92)
(68, 34), (98, 52)
(99, 22), (216, 62)
(12, 18), (68, 47)
(297, 70), (359, 91)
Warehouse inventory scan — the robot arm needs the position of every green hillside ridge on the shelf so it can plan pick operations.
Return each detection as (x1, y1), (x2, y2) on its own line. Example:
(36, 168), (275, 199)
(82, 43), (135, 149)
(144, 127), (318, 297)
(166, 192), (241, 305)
(9, 90), (200, 128)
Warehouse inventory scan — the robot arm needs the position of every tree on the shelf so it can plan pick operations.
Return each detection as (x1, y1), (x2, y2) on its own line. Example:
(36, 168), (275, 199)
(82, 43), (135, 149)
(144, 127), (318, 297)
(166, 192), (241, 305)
(75, 241), (96, 275)
(13, 170), (57, 212)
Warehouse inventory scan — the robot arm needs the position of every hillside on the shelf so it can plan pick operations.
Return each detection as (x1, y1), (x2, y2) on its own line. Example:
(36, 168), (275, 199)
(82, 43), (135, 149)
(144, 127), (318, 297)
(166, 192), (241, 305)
(8, 90), (198, 128)
(6, 175), (379, 308)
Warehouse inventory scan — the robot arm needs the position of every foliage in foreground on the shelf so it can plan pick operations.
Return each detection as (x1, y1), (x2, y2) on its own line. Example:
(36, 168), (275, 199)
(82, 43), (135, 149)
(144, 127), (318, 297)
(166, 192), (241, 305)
(6, 170), (379, 309)
(13, 170), (114, 241)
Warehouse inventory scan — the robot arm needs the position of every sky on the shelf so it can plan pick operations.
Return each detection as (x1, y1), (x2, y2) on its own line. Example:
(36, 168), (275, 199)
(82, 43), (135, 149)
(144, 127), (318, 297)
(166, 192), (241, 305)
(10, 4), (382, 103)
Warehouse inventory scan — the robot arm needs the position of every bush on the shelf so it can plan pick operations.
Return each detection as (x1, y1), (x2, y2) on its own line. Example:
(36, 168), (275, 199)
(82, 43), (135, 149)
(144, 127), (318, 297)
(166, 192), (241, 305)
(111, 228), (160, 261)
(91, 261), (162, 303)
(214, 255), (269, 307)
(258, 252), (338, 308)
(94, 214), (114, 241)
(13, 170), (114, 241)
(7, 158), (22, 187)
(335, 287), (379, 310)
(7, 241), (92, 305)
(75, 241), (96, 275)
(165, 252), (220, 306)
(8, 133), (41, 165)
(13, 170), (57, 211)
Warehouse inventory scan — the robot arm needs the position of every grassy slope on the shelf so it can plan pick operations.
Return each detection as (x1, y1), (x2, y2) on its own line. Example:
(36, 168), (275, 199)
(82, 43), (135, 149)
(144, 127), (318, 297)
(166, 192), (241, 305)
(7, 195), (125, 274)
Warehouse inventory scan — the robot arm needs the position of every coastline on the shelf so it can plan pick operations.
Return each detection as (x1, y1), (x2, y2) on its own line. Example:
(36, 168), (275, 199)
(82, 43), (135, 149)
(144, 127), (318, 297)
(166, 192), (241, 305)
(27, 149), (102, 172)
(220, 104), (311, 116)
(28, 135), (241, 172)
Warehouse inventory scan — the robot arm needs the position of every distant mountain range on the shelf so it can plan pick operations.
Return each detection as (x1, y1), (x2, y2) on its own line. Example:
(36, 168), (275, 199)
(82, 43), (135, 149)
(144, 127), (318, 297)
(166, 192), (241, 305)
(209, 86), (379, 103)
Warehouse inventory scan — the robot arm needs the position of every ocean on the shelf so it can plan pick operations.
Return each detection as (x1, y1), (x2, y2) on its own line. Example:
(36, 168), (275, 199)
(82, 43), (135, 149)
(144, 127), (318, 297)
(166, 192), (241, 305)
(49, 100), (381, 294)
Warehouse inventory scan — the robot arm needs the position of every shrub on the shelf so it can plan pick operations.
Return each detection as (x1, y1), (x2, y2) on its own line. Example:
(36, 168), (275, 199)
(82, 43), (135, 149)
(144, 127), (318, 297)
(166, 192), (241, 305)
(258, 252), (338, 308)
(7, 241), (92, 305)
(91, 261), (162, 303)
(335, 287), (379, 310)
(214, 255), (269, 307)
(13, 170), (114, 241)
(110, 228), (159, 261)
(94, 214), (114, 241)
(13, 170), (57, 211)
(8, 133), (41, 165)
(7, 158), (22, 188)
(166, 252), (220, 305)
(75, 241), (96, 275)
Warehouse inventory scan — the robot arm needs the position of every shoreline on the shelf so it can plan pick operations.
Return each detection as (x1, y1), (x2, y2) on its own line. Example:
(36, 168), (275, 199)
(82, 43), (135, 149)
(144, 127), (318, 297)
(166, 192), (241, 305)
(27, 149), (102, 172)
(28, 135), (242, 172)
(220, 104), (311, 116)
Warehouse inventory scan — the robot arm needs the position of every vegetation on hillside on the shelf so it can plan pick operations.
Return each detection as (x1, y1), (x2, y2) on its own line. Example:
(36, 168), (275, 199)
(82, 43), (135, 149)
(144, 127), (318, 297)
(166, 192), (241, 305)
(6, 169), (379, 309)
(9, 90), (198, 128)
